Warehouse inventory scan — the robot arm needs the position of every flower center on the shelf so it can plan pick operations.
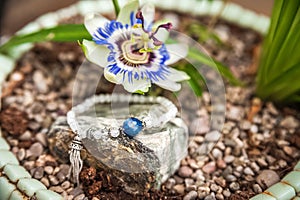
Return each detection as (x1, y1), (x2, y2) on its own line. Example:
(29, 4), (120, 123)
(121, 40), (150, 64)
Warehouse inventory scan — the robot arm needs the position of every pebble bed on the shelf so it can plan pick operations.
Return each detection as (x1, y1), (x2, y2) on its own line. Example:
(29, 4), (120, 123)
(0, 1), (300, 200)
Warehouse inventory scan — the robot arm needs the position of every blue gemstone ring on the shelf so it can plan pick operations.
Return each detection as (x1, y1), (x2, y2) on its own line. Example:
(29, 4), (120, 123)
(122, 117), (144, 138)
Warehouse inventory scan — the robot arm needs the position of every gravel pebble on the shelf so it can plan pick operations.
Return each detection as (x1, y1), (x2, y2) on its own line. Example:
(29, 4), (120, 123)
(226, 175), (237, 182)
(178, 166), (193, 178)
(26, 142), (44, 159)
(202, 162), (216, 174)
(227, 106), (244, 121)
(280, 116), (299, 129)
(49, 175), (59, 185)
(62, 181), (71, 190)
(35, 132), (47, 146)
(240, 120), (251, 130)
(215, 193), (224, 200)
(17, 148), (26, 161)
(216, 159), (226, 169)
(229, 182), (240, 191)
(74, 194), (85, 200)
(224, 155), (235, 163)
(183, 190), (198, 200)
(174, 184), (185, 194)
(222, 189), (231, 198)
(41, 177), (50, 187)
(212, 148), (223, 159)
(50, 186), (64, 193)
(204, 194), (216, 200)
(210, 183), (219, 192)
(253, 184), (262, 193)
(33, 166), (44, 179)
(243, 167), (254, 176)
(56, 171), (66, 183)
(45, 166), (54, 175)
(190, 117), (210, 135)
(256, 170), (280, 188)
(215, 177), (226, 187)
(165, 178), (176, 190)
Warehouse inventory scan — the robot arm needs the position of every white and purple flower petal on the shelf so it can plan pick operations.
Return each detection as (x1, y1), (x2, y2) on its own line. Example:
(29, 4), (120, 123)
(82, 0), (190, 92)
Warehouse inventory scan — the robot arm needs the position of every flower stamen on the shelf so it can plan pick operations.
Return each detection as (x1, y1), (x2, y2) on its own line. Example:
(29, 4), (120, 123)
(134, 10), (172, 50)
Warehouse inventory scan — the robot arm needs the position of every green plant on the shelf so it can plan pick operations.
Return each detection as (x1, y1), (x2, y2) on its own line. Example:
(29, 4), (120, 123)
(256, 0), (300, 104)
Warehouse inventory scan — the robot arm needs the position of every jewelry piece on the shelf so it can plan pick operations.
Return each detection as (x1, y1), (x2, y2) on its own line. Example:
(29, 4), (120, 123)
(67, 94), (178, 138)
(67, 93), (178, 184)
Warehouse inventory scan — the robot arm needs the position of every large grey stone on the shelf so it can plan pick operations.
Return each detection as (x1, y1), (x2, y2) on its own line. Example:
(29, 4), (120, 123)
(48, 103), (188, 194)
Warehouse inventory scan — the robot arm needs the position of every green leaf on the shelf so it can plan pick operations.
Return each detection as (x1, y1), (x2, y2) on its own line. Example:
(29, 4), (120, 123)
(174, 62), (205, 96)
(112, 0), (121, 16)
(256, 0), (300, 104)
(0, 24), (91, 54)
(187, 47), (243, 86)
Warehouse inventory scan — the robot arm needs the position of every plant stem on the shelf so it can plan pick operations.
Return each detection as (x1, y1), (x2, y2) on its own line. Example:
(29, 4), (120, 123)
(112, 0), (120, 16)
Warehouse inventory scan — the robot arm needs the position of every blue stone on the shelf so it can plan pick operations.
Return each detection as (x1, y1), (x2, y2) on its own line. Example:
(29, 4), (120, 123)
(123, 117), (143, 137)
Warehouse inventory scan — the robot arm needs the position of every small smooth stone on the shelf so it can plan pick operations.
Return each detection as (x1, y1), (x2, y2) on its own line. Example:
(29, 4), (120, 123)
(173, 184), (185, 194)
(17, 148), (26, 161)
(216, 159), (227, 169)
(49, 186), (64, 193)
(56, 171), (66, 183)
(0, 177), (16, 199)
(229, 182), (240, 191)
(222, 189), (231, 198)
(49, 175), (59, 185)
(224, 155), (235, 163)
(4, 164), (31, 182)
(34, 166), (45, 179)
(183, 190), (198, 200)
(226, 174), (237, 182)
(178, 166), (193, 178)
(280, 116), (299, 129)
(215, 193), (224, 200)
(36, 133), (47, 146)
(244, 167), (254, 176)
(0, 150), (19, 168)
(215, 177), (226, 187)
(17, 178), (47, 197)
(26, 142), (44, 159)
(210, 183), (219, 192)
(212, 148), (223, 159)
(9, 190), (26, 200)
(204, 194), (216, 200)
(202, 161), (216, 174)
(35, 189), (63, 200)
(266, 182), (296, 200)
(283, 146), (294, 156)
(44, 166), (54, 175)
(227, 106), (244, 121)
(282, 171), (300, 192)
(205, 131), (221, 142)
(40, 177), (50, 187)
(61, 181), (71, 190)
(0, 137), (10, 150)
(74, 194), (85, 200)
(123, 117), (143, 137)
(256, 170), (280, 188)
(253, 184), (262, 193)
